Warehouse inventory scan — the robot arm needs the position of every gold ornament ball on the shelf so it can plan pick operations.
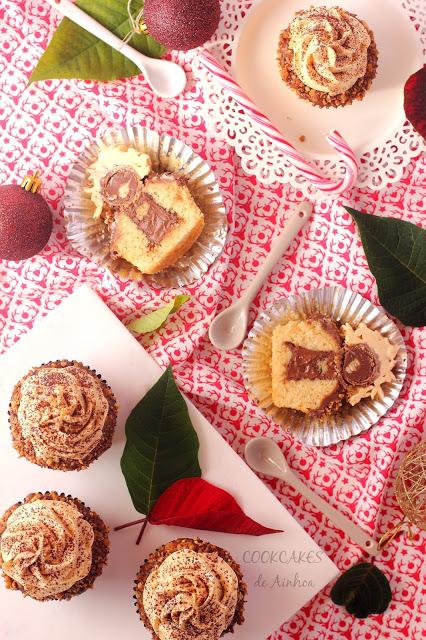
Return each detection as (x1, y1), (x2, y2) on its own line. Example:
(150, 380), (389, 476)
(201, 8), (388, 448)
(395, 441), (426, 531)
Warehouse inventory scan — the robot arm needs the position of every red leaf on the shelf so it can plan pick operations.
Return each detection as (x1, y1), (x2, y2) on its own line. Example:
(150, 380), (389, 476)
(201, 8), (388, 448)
(148, 477), (282, 536)
(404, 65), (426, 140)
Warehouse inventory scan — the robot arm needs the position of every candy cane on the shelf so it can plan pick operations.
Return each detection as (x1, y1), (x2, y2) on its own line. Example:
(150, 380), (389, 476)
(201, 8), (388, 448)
(196, 50), (358, 195)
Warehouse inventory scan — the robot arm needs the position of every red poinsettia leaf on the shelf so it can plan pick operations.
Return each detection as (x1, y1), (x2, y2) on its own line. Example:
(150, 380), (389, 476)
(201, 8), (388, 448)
(404, 65), (426, 140)
(148, 477), (282, 536)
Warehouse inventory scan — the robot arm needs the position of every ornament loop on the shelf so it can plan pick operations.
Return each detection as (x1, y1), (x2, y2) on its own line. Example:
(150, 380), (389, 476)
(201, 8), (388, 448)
(119, 0), (148, 50)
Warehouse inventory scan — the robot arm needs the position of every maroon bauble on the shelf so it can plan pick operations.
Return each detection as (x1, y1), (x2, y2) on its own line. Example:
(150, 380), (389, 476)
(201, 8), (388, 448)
(144, 0), (220, 51)
(0, 184), (53, 261)
(404, 65), (426, 140)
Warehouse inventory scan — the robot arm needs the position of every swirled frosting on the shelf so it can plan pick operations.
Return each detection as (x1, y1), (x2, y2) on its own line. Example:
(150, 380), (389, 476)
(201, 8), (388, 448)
(288, 7), (371, 95)
(0, 500), (94, 599)
(17, 365), (109, 463)
(143, 549), (238, 640)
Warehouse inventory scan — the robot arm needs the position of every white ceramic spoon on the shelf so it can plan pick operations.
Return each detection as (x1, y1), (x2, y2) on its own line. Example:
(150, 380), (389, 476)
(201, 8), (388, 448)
(245, 437), (379, 555)
(209, 201), (312, 350)
(45, 0), (187, 99)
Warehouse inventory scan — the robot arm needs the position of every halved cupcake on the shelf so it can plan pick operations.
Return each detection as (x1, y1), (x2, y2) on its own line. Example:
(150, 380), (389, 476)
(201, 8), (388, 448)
(110, 174), (205, 274)
(0, 491), (109, 601)
(134, 537), (246, 639)
(277, 6), (378, 108)
(9, 360), (118, 471)
(86, 145), (205, 275)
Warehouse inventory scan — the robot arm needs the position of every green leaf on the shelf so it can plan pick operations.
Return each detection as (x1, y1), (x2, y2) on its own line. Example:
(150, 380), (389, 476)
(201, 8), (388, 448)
(30, 0), (165, 83)
(128, 295), (190, 334)
(120, 365), (201, 515)
(331, 562), (392, 618)
(346, 207), (426, 327)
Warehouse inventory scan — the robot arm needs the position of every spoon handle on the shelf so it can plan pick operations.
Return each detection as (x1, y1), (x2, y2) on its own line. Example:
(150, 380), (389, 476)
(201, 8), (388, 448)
(283, 471), (379, 555)
(45, 0), (144, 67)
(242, 202), (312, 308)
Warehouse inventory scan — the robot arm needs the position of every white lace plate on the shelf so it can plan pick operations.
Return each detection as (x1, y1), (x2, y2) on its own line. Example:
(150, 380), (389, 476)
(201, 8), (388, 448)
(196, 0), (425, 194)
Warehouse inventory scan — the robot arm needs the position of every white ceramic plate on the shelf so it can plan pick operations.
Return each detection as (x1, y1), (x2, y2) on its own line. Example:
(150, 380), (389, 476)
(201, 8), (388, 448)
(233, 0), (422, 158)
(0, 286), (338, 640)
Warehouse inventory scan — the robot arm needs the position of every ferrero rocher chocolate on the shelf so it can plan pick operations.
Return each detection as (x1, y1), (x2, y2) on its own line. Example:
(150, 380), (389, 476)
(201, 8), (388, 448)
(100, 166), (141, 207)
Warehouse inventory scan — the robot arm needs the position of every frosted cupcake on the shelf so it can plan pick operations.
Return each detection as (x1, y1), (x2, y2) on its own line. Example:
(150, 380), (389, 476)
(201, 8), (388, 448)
(278, 6), (378, 107)
(134, 537), (246, 639)
(0, 491), (109, 601)
(9, 360), (117, 471)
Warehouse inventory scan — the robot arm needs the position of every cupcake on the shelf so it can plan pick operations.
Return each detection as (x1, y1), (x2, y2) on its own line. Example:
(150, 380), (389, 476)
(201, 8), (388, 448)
(87, 145), (205, 275)
(0, 491), (109, 601)
(278, 6), (378, 108)
(134, 537), (246, 639)
(271, 315), (344, 416)
(9, 360), (117, 471)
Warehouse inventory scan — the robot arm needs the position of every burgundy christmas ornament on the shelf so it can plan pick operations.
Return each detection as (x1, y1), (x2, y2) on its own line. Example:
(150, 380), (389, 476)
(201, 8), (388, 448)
(404, 65), (426, 140)
(0, 171), (53, 261)
(143, 0), (221, 51)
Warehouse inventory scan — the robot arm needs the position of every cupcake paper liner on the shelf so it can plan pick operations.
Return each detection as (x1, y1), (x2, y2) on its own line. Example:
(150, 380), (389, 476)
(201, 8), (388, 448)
(242, 287), (407, 447)
(63, 126), (228, 288)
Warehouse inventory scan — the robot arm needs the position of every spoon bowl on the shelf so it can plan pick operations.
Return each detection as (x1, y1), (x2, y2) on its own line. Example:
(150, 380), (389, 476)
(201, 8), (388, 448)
(208, 302), (248, 351)
(245, 437), (379, 555)
(245, 436), (291, 477)
(128, 53), (187, 99)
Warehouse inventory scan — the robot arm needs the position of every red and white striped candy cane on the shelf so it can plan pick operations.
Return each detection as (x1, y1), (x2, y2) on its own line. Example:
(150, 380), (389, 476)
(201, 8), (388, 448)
(197, 50), (358, 196)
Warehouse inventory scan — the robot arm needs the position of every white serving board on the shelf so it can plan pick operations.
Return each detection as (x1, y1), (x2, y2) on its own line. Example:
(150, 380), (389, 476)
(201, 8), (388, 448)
(0, 286), (338, 640)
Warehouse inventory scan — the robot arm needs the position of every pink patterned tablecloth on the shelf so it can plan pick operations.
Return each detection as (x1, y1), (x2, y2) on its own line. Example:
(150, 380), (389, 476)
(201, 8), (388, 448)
(0, 2), (425, 639)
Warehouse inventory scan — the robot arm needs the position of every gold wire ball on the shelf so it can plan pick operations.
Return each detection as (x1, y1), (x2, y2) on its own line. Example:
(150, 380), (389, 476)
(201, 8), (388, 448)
(395, 441), (426, 531)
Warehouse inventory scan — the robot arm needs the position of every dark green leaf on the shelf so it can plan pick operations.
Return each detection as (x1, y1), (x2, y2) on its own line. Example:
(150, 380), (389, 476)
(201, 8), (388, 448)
(120, 365), (201, 515)
(30, 0), (165, 83)
(128, 295), (190, 334)
(346, 207), (426, 327)
(331, 562), (392, 618)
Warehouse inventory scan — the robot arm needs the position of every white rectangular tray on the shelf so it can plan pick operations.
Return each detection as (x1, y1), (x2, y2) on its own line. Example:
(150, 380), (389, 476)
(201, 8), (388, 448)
(0, 285), (338, 639)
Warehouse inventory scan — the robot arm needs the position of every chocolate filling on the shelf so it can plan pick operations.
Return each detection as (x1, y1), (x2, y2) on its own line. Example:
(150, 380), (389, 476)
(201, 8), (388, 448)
(342, 343), (379, 387)
(311, 384), (344, 416)
(309, 314), (343, 347)
(101, 167), (140, 206)
(127, 193), (178, 247)
(285, 342), (339, 380)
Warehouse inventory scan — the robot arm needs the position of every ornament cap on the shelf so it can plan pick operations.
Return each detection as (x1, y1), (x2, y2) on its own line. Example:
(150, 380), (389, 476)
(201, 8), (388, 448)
(21, 170), (42, 194)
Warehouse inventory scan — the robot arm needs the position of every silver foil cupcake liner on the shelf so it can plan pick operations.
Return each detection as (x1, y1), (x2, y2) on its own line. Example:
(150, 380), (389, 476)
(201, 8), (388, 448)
(242, 287), (407, 447)
(63, 127), (228, 288)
